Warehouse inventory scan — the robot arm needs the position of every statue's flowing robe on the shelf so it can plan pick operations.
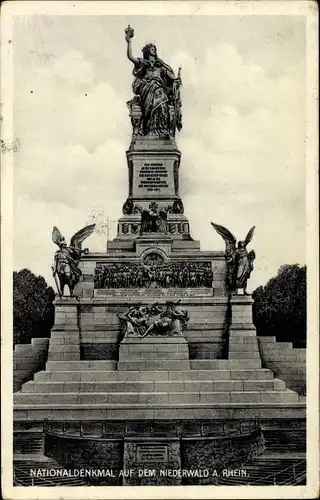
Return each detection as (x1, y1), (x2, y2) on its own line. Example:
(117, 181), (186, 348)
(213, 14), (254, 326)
(132, 58), (174, 136)
(235, 248), (252, 288)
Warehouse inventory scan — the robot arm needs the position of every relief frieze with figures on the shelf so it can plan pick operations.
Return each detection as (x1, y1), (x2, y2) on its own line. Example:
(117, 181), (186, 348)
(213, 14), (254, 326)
(94, 259), (213, 289)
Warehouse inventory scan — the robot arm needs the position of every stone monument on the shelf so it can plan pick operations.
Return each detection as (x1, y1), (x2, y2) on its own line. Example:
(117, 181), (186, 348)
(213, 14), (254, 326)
(13, 27), (306, 486)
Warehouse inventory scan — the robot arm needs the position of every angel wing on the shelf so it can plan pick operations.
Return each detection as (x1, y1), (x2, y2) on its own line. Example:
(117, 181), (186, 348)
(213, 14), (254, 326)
(244, 226), (255, 247)
(70, 224), (96, 249)
(248, 249), (256, 266)
(210, 222), (237, 264)
(52, 226), (64, 247)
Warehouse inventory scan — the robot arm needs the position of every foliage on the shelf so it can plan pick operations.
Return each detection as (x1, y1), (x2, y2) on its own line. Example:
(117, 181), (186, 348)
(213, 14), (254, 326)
(13, 269), (55, 345)
(252, 264), (306, 347)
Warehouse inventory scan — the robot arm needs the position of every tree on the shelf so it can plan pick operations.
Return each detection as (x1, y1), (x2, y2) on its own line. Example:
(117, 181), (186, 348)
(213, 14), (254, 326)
(13, 269), (55, 345)
(252, 264), (306, 347)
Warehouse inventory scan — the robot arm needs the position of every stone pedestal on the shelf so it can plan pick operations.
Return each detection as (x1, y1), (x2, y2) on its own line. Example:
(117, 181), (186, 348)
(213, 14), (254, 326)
(108, 136), (199, 253)
(118, 336), (190, 371)
(229, 294), (255, 331)
(48, 298), (81, 361)
(228, 294), (261, 365)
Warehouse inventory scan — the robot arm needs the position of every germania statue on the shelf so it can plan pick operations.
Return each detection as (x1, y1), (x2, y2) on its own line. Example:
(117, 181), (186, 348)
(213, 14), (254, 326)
(125, 25), (182, 138)
(52, 224), (95, 297)
(211, 223), (256, 295)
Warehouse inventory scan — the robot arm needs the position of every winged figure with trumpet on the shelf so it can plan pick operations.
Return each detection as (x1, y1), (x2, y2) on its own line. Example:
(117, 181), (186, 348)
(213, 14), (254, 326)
(211, 223), (256, 295)
(52, 224), (95, 297)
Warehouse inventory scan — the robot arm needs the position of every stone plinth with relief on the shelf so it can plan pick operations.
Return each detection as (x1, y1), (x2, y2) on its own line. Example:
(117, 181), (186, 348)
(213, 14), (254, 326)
(13, 30), (306, 485)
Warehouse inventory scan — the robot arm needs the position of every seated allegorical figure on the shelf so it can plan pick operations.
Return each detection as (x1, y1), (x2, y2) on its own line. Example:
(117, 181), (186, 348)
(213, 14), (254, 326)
(125, 25), (182, 139)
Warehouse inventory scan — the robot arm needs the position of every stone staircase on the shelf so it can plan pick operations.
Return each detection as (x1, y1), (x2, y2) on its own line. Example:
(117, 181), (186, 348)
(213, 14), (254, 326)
(263, 428), (306, 453)
(14, 358), (300, 420)
(14, 315), (305, 421)
(14, 338), (49, 392)
(14, 431), (44, 454)
(258, 337), (306, 395)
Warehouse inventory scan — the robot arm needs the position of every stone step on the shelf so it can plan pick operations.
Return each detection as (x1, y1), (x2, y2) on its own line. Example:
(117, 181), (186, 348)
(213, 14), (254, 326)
(14, 403), (306, 422)
(121, 337), (188, 344)
(13, 432), (44, 454)
(49, 338), (81, 345)
(14, 390), (299, 405)
(14, 345), (34, 353)
(186, 336), (226, 343)
(258, 337), (277, 343)
(265, 361), (305, 370)
(190, 360), (262, 369)
(50, 332), (81, 340)
(119, 343), (189, 351)
(34, 368), (275, 382)
(271, 372), (306, 384)
(228, 352), (261, 359)
(261, 354), (306, 361)
(228, 337), (258, 344)
(228, 330), (257, 337)
(259, 342), (293, 349)
(117, 360), (191, 371)
(259, 345), (298, 351)
(31, 338), (49, 346)
(14, 361), (45, 369)
(258, 336), (277, 343)
(46, 361), (117, 371)
(48, 345), (80, 352)
(47, 352), (80, 361)
(21, 378), (286, 394)
(118, 352), (189, 361)
(229, 344), (259, 352)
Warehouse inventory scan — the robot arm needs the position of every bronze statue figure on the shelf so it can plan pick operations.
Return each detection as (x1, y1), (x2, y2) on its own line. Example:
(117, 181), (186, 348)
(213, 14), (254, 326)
(125, 25), (182, 138)
(140, 202), (168, 234)
(52, 224), (95, 297)
(140, 301), (189, 338)
(117, 305), (150, 338)
(118, 301), (189, 338)
(211, 223), (256, 295)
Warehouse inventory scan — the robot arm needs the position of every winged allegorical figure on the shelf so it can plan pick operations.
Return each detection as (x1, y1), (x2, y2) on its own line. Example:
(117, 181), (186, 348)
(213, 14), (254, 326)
(211, 223), (256, 295)
(52, 224), (95, 297)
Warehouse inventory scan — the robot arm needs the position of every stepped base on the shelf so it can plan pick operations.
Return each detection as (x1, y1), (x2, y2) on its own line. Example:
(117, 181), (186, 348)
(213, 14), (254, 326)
(44, 359), (262, 371)
(14, 402), (306, 420)
(34, 368), (274, 382)
(22, 379), (286, 393)
(15, 389), (299, 405)
(15, 354), (305, 422)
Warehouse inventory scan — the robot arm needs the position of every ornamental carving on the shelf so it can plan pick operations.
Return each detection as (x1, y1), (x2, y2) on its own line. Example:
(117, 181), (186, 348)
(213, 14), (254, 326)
(122, 198), (143, 215)
(94, 260), (213, 289)
(118, 301), (189, 338)
(140, 202), (168, 234)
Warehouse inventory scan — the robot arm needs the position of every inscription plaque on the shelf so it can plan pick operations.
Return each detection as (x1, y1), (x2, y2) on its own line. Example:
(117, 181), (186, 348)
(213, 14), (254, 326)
(94, 287), (214, 298)
(138, 163), (169, 192)
(133, 160), (175, 197)
(136, 444), (168, 463)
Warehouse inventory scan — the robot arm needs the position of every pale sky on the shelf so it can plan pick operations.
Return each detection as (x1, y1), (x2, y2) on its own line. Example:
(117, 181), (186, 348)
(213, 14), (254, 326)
(13, 14), (306, 292)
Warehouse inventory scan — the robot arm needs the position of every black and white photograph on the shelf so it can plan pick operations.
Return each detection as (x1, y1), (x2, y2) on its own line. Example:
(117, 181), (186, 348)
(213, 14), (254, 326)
(1, 1), (318, 498)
